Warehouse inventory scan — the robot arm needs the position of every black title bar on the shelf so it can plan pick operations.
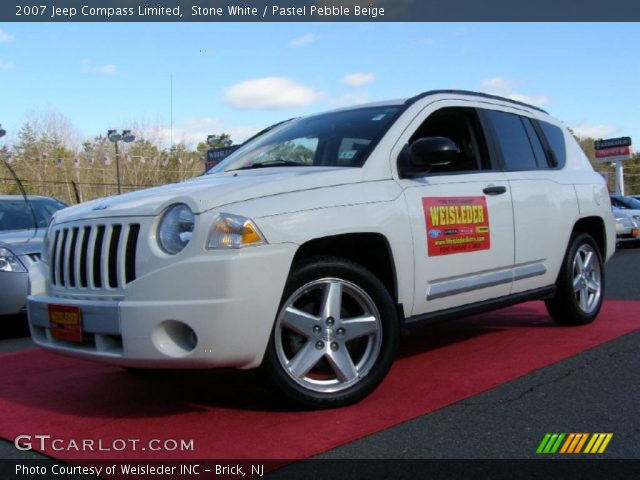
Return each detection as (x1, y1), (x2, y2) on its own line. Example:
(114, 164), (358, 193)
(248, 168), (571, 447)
(3, 0), (640, 22)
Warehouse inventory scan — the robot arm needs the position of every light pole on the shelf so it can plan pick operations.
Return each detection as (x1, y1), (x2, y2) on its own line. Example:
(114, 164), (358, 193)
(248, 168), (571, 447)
(107, 129), (135, 195)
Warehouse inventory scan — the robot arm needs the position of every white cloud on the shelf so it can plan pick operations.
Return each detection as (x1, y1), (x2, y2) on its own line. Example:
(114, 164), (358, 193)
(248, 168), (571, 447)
(289, 33), (317, 48)
(334, 91), (370, 107)
(93, 64), (117, 75)
(342, 72), (375, 88)
(480, 77), (512, 92)
(570, 123), (617, 139)
(225, 77), (323, 109)
(0, 29), (15, 42)
(417, 37), (435, 46)
(0, 59), (14, 70)
(142, 118), (261, 148)
(480, 76), (550, 106)
(80, 59), (117, 75)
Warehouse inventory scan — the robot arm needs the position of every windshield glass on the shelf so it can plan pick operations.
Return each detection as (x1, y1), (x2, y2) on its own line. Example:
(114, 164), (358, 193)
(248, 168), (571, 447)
(618, 196), (640, 210)
(208, 105), (402, 173)
(0, 198), (67, 231)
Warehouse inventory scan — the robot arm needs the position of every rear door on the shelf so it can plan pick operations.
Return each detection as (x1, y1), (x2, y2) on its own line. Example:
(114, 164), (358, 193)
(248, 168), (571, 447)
(481, 109), (579, 294)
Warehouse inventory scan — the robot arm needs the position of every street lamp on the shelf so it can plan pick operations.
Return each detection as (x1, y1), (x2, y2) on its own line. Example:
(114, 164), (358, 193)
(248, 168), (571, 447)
(107, 129), (135, 195)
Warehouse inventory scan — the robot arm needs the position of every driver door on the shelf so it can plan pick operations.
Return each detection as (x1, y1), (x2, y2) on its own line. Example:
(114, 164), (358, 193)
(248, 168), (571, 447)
(395, 101), (515, 317)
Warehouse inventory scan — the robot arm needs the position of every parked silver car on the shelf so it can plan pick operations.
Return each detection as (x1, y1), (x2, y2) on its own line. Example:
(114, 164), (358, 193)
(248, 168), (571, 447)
(613, 207), (640, 247)
(611, 195), (640, 222)
(0, 195), (67, 315)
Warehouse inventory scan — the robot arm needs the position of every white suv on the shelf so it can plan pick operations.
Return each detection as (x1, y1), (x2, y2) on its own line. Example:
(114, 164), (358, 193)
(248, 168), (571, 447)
(27, 90), (615, 408)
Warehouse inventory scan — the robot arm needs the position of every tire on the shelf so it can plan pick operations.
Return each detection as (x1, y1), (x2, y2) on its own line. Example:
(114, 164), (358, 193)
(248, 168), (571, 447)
(545, 232), (605, 325)
(260, 257), (399, 409)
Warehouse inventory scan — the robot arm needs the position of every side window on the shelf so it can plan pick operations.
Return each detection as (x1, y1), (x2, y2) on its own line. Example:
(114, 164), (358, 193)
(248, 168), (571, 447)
(538, 121), (567, 168)
(409, 107), (489, 173)
(486, 110), (537, 171)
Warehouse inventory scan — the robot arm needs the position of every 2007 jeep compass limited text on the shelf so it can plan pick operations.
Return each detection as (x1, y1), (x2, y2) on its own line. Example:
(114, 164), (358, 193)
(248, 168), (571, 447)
(27, 90), (615, 408)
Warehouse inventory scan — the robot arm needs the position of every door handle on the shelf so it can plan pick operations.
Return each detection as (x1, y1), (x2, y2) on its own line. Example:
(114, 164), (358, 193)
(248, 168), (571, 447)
(483, 185), (507, 195)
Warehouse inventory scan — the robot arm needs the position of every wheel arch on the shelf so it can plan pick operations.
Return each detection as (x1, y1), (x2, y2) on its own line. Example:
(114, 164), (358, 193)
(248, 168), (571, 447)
(291, 233), (400, 306)
(571, 216), (606, 259)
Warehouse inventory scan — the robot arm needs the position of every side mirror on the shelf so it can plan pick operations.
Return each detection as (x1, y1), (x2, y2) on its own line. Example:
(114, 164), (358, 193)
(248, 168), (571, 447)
(398, 136), (460, 178)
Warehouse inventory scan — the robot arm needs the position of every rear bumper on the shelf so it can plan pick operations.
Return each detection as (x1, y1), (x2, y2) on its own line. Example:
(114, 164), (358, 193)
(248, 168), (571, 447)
(27, 243), (297, 369)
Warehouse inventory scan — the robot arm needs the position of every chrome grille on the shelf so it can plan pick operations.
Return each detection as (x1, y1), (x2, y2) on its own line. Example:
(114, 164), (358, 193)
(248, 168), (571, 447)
(50, 222), (140, 292)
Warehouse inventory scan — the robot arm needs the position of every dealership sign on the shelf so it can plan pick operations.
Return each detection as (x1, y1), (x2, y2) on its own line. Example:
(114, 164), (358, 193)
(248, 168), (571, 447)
(205, 146), (240, 170)
(594, 137), (634, 163)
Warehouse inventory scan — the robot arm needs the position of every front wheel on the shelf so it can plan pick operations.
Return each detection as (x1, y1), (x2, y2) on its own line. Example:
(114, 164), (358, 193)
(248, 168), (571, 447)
(545, 233), (604, 325)
(261, 257), (399, 409)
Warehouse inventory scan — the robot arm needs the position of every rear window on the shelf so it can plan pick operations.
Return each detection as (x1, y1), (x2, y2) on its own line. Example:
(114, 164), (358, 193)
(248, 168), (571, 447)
(538, 121), (567, 168)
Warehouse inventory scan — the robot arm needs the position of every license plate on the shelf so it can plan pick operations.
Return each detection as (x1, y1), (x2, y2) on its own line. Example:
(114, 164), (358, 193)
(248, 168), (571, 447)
(48, 304), (83, 343)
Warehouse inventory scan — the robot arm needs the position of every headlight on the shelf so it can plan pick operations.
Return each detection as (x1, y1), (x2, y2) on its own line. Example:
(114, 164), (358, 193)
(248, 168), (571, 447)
(0, 247), (27, 273)
(157, 204), (195, 255)
(207, 213), (266, 249)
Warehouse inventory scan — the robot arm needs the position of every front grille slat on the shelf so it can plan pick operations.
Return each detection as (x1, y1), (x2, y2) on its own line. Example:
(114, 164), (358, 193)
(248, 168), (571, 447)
(51, 221), (139, 294)
(51, 230), (60, 285)
(108, 225), (122, 289)
(125, 224), (140, 284)
(93, 226), (106, 288)
(86, 226), (98, 289)
(101, 226), (113, 289)
(67, 227), (79, 287)
(79, 226), (90, 288)
(58, 229), (68, 286)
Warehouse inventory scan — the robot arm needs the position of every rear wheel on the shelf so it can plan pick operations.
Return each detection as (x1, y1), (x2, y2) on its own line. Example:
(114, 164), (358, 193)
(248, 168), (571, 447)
(261, 257), (398, 408)
(545, 233), (604, 325)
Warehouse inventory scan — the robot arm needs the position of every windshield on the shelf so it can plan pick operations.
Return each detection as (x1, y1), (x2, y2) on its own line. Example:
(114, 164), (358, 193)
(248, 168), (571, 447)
(614, 196), (640, 210)
(0, 198), (67, 231)
(208, 105), (402, 173)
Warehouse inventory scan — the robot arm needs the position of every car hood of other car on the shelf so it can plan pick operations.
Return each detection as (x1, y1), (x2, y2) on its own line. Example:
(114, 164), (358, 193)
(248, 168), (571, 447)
(0, 229), (44, 255)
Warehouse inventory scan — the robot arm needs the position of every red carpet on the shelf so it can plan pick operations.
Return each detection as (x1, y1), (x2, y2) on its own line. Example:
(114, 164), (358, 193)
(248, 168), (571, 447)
(0, 300), (638, 460)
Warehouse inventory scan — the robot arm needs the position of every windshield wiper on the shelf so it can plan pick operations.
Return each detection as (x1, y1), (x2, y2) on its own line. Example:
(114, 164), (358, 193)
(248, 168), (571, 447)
(230, 159), (306, 171)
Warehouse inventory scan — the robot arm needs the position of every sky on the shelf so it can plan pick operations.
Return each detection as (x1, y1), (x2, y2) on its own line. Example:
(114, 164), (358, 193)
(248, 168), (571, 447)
(0, 22), (639, 148)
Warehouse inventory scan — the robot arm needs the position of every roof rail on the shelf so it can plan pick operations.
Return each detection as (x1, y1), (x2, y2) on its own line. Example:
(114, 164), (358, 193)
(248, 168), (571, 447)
(404, 90), (548, 114)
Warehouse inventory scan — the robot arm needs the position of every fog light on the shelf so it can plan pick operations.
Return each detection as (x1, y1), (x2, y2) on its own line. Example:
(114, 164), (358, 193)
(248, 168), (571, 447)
(152, 320), (198, 357)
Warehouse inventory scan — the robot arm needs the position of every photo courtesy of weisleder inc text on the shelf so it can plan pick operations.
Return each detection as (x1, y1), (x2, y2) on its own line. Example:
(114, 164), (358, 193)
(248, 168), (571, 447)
(1, 2), (639, 479)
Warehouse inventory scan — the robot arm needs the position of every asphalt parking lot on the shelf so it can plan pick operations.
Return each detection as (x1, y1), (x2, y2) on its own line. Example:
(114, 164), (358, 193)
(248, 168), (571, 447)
(1, 247), (639, 463)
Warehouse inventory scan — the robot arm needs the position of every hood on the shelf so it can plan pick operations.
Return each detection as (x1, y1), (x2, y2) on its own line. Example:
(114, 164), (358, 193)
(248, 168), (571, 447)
(55, 167), (364, 223)
(0, 229), (44, 255)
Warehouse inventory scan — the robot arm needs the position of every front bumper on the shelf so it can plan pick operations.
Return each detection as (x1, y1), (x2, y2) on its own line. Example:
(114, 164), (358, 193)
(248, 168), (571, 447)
(27, 243), (296, 369)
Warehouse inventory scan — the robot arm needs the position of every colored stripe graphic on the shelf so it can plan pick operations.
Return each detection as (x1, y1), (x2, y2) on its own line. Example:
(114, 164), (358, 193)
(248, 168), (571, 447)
(584, 433), (614, 454)
(538, 433), (612, 454)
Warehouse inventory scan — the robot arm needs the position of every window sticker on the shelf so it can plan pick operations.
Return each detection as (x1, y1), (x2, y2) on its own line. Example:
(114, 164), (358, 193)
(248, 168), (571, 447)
(339, 149), (357, 160)
(422, 196), (490, 256)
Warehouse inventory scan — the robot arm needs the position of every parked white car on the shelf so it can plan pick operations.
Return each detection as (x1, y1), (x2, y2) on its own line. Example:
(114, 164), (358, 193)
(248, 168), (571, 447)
(27, 91), (615, 407)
